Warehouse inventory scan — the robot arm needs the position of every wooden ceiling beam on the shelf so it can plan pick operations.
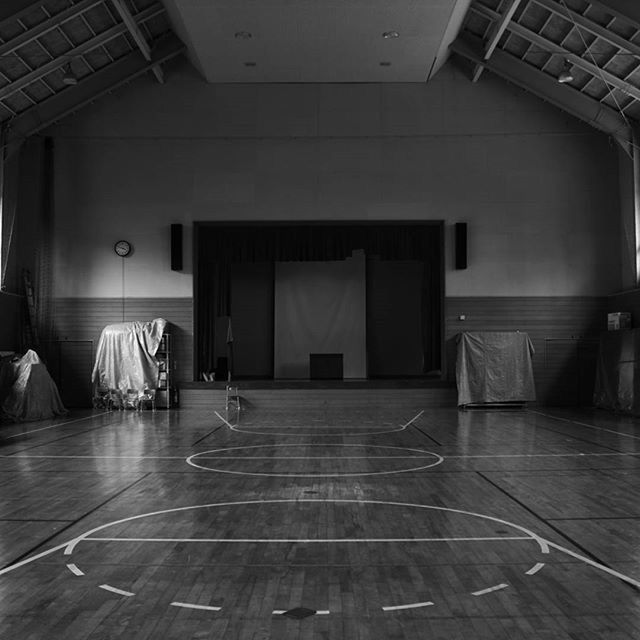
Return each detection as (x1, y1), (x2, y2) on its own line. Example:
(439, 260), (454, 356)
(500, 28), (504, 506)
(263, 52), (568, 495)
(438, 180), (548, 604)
(472, 2), (640, 102)
(6, 33), (184, 142)
(533, 0), (640, 60)
(473, 0), (525, 82)
(0, 3), (164, 103)
(109, 0), (164, 84)
(451, 33), (630, 145)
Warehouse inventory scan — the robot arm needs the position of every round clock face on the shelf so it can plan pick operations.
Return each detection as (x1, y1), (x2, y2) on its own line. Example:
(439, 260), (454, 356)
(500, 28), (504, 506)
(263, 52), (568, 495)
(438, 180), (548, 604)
(114, 240), (132, 257)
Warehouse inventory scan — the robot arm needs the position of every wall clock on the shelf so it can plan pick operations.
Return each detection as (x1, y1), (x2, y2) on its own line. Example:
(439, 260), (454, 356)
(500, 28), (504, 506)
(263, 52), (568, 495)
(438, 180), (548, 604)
(114, 240), (132, 257)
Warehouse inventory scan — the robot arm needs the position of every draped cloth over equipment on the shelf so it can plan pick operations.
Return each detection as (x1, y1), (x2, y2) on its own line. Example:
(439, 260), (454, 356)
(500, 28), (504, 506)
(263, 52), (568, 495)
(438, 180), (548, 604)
(456, 331), (536, 407)
(1, 350), (67, 422)
(92, 319), (166, 395)
(593, 329), (638, 413)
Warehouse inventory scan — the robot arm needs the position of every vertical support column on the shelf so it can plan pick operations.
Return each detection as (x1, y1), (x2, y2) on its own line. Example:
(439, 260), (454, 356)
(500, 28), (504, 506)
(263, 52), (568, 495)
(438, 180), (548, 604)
(633, 128), (640, 288)
(617, 134), (639, 289)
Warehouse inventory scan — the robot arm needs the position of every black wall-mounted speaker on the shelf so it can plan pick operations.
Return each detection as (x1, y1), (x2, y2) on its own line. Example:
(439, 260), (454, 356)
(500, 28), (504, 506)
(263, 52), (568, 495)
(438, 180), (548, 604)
(455, 222), (467, 270)
(171, 223), (183, 271)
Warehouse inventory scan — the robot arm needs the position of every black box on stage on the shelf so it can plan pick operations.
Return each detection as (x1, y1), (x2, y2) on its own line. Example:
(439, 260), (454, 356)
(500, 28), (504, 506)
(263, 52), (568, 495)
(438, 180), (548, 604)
(309, 354), (343, 379)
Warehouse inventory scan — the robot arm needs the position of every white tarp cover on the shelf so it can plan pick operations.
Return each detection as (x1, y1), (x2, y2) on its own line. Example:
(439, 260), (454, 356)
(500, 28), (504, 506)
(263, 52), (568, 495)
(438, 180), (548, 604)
(456, 331), (536, 406)
(91, 318), (166, 394)
(2, 350), (67, 422)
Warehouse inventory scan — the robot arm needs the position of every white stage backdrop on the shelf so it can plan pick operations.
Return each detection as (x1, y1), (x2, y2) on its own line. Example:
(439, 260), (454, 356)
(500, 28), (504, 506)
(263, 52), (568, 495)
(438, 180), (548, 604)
(274, 252), (366, 379)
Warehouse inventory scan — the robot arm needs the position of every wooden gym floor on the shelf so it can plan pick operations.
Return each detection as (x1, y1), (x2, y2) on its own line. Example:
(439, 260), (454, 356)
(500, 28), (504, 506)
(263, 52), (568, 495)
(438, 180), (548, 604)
(1, 403), (640, 639)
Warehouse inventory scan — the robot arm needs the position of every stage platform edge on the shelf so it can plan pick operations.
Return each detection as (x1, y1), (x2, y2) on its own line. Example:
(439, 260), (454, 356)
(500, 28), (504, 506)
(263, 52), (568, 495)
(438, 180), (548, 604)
(179, 380), (457, 410)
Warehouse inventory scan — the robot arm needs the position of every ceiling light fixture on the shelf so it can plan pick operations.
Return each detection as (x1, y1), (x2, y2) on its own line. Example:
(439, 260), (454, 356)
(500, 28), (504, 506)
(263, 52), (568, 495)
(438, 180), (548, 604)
(557, 59), (574, 84)
(61, 62), (78, 85)
(382, 31), (399, 39)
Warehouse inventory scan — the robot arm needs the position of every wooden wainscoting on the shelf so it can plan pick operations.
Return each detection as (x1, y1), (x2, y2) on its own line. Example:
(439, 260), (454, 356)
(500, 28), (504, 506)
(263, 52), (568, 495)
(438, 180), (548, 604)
(49, 297), (193, 404)
(445, 297), (607, 406)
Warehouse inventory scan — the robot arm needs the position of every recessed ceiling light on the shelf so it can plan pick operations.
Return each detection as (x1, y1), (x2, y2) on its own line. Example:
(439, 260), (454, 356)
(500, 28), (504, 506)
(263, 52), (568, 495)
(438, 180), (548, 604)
(244, 61), (256, 67)
(382, 31), (399, 39)
(235, 31), (252, 39)
(379, 61), (391, 66)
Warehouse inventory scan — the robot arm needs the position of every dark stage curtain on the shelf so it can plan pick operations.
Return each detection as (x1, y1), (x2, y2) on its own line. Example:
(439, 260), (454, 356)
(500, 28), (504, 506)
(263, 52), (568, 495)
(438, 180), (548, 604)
(195, 224), (443, 378)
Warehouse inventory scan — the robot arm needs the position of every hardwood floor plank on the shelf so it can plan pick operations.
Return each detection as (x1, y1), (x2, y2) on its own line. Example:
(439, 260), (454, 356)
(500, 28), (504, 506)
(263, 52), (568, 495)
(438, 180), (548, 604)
(1, 406), (640, 638)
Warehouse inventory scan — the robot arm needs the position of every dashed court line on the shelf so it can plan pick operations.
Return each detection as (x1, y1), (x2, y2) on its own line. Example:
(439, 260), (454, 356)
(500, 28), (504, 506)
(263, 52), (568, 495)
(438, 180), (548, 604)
(472, 583), (509, 596)
(272, 609), (330, 616)
(171, 601), (221, 612)
(66, 563), (84, 576)
(526, 562), (545, 576)
(382, 601), (435, 611)
(99, 584), (134, 597)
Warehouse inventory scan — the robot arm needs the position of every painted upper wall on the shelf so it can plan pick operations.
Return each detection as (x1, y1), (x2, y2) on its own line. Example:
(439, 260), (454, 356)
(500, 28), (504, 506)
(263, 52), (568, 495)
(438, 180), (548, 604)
(49, 59), (620, 298)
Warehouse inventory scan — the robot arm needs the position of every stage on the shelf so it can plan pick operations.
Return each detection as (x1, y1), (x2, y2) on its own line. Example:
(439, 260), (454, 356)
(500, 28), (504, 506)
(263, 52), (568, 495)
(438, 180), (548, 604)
(179, 378), (457, 410)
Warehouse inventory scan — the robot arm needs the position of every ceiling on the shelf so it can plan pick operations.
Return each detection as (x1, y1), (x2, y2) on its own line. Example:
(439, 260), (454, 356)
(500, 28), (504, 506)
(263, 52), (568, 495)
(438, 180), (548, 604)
(160, 0), (471, 83)
(0, 0), (639, 145)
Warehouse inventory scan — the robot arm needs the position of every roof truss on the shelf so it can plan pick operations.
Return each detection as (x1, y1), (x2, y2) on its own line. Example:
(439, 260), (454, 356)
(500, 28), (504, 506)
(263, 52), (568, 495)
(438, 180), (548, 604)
(0, 0), (184, 140)
(455, 0), (640, 142)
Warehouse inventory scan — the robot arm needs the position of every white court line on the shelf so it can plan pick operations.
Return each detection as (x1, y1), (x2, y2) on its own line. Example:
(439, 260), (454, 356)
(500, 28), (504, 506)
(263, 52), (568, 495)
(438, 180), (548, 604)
(4, 412), (111, 439)
(382, 601), (434, 611)
(545, 540), (640, 589)
(99, 584), (134, 597)
(6, 455), (185, 459)
(7, 452), (640, 461)
(235, 426), (395, 429)
(186, 442), (443, 477)
(446, 452), (640, 459)
(66, 563), (84, 576)
(215, 410), (424, 437)
(83, 535), (534, 544)
(530, 410), (640, 442)
(195, 456), (439, 459)
(171, 601), (221, 612)
(6, 499), (640, 602)
(60, 499), (551, 557)
(272, 610), (330, 616)
(0, 541), (69, 576)
(472, 583), (509, 596)
(526, 562), (545, 576)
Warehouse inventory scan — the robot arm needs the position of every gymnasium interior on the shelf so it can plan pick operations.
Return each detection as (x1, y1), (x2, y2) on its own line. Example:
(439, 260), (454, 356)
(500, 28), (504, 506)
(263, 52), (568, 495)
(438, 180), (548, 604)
(2, 0), (640, 638)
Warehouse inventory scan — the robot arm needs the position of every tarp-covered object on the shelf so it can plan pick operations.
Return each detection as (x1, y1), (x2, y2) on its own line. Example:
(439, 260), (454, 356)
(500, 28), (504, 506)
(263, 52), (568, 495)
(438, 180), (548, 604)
(92, 318), (166, 395)
(2, 350), (67, 422)
(593, 329), (638, 413)
(456, 331), (536, 406)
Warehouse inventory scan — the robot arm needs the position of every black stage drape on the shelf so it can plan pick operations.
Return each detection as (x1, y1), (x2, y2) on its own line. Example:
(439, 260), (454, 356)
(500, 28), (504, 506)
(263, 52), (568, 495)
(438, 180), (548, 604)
(195, 223), (443, 379)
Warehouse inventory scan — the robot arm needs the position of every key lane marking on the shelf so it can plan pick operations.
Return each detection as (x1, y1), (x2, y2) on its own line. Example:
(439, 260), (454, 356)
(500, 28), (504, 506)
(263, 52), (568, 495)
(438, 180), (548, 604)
(215, 410), (424, 437)
(186, 443), (443, 477)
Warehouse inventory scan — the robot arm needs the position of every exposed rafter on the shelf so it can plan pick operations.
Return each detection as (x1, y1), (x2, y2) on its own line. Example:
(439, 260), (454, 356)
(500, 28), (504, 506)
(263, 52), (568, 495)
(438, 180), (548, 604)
(589, 0), (640, 31)
(472, 0), (524, 82)
(0, 0), (184, 137)
(532, 0), (640, 60)
(109, 0), (164, 83)
(0, 4), (164, 104)
(451, 34), (630, 146)
(0, 0), (103, 60)
(470, 1), (640, 104)
(6, 33), (184, 143)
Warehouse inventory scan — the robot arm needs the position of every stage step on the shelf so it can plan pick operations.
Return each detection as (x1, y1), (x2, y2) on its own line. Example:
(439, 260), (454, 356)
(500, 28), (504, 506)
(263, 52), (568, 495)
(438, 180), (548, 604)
(179, 386), (457, 411)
